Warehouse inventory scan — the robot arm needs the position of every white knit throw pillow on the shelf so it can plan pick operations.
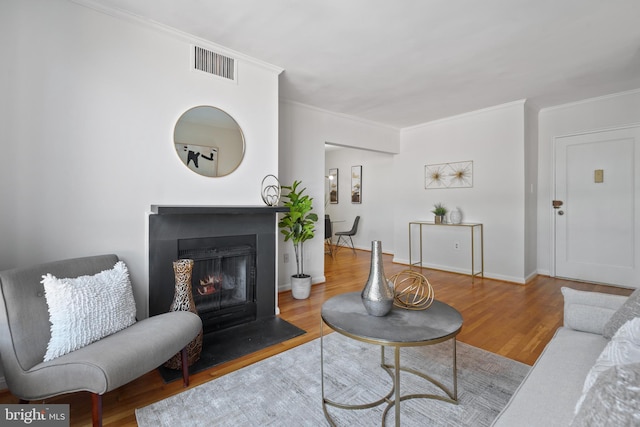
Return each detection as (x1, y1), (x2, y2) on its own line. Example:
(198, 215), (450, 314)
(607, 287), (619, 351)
(42, 261), (137, 362)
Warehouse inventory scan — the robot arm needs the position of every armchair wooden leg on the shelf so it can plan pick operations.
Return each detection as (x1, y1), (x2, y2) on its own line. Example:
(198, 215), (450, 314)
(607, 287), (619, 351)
(181, 347), (190, 387)
(91, 393), (102, 427)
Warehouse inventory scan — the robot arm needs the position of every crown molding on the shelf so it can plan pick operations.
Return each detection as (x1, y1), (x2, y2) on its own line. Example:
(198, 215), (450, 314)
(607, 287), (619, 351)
(401, 99), (527, 133)
(279, 98), (401, 132)
(71, 0), (284, 75)
(540, 88), (640, 114)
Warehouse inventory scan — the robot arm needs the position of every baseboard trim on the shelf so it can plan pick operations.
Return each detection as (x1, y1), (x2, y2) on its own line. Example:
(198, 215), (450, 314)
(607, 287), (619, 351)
(391, 257), (527, 284)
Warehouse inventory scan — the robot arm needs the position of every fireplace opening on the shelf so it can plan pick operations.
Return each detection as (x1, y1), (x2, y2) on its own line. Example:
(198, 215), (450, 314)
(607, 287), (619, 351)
(178, 235), (256, 333)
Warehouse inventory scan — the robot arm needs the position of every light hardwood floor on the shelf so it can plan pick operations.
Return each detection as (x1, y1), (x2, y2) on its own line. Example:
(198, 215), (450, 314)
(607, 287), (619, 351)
(0, 249), (632, 426)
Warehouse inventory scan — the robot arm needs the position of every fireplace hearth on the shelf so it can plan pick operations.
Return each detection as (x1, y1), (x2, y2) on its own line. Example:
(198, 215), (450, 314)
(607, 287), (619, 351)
(148, 205), (287, 335)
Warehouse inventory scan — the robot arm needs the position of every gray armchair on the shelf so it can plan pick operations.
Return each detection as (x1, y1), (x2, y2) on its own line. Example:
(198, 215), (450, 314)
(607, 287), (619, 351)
(0, 254), (202, 427)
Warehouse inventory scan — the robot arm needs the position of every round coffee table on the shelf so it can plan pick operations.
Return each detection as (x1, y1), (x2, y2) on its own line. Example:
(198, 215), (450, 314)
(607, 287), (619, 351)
(321, 292), (463, 426)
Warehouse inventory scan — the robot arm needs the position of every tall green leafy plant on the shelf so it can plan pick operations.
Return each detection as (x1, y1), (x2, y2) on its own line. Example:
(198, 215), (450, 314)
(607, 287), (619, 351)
(279, 180), (318, 277)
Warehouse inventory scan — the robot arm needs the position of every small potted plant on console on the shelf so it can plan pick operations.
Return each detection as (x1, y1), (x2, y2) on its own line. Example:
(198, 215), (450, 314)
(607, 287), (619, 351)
(432, 203), (447, 224)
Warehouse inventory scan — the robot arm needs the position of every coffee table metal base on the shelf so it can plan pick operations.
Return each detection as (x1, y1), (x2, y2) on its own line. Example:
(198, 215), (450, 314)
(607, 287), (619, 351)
(321, 324), (458, 427)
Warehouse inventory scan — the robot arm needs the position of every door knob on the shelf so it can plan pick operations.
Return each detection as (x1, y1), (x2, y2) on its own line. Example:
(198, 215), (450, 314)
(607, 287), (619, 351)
(558, 210), (564, 215)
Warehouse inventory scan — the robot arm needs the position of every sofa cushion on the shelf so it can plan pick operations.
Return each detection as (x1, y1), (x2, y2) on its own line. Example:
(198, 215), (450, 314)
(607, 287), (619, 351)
(575, 317), (640, 412)
(570, 363), (640, 427)
(42, 261), (137, 362)
(561, 287), (628, 335)
(603, 287), (640, 339)
(491, 327), (608, 427)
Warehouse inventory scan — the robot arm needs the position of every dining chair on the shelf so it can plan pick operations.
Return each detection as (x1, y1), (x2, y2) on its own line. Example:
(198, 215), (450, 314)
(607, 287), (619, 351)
(335, 216), (360, 255)
(324, 214), (334, 257)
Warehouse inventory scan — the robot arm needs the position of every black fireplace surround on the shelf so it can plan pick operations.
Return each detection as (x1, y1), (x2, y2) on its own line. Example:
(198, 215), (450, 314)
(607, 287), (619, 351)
(148, 205), (287, 335)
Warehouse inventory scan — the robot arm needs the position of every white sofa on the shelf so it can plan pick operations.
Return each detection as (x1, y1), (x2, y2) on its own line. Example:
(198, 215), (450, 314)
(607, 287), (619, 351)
(492, 287), (639, 427)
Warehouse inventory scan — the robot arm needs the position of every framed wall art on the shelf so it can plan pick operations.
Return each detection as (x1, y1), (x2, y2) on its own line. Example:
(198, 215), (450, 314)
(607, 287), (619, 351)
(329, 168), (338, 204)
(351, 165), (362, 203)
(176, 143), (219, 177)
(425, 160), (473, 189)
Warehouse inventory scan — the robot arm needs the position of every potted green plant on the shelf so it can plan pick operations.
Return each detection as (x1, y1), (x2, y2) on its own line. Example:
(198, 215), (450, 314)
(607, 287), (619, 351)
(432, 203), (447, 224)
(279, 180), (318, 299)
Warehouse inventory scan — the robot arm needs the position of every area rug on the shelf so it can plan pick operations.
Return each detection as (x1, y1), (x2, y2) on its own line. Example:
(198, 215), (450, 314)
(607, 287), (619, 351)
(137, 332), (529, 426)
(157, 316), (305, 383)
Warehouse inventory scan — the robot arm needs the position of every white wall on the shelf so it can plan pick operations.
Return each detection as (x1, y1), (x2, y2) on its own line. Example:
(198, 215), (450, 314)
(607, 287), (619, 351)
(0, 5), (17, 271)
(537, 89), (640, 275)
(0, 0), (281, 317)
(393, 101), (529, 283)
(325, 147), (395, 253)
(524, 101), (539, 280)
(278, 101), (399, 290)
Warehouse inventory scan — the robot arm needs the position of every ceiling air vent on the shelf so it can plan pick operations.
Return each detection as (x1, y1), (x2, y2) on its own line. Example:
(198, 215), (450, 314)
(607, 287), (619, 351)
(192, 45), (236, 82)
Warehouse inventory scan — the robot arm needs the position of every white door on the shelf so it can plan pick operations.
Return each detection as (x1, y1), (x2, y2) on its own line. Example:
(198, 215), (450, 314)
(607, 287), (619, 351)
(554, 126), (640, 287)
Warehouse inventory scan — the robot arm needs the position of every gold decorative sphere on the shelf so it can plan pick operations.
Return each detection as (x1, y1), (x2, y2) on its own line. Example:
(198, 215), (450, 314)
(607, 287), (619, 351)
(389, 270), (435, 310)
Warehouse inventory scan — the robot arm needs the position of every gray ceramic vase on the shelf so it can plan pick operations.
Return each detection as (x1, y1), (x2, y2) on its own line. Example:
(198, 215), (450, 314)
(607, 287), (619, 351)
(361, 240), (394, 316)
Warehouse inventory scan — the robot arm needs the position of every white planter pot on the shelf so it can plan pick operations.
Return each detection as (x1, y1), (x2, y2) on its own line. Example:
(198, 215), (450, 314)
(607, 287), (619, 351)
(291, 275), (312, 299)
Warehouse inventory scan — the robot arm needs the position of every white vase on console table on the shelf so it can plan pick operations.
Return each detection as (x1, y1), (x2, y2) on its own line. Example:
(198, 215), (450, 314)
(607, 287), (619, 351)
(450, 208), (462, 224)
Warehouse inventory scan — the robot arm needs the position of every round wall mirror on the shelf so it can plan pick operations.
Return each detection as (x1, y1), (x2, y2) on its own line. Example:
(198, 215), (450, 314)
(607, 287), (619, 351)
(173, 106), (245, 177)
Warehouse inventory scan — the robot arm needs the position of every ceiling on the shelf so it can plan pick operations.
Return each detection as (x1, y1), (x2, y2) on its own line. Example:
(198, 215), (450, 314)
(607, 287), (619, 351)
(87, 0), (640, 128)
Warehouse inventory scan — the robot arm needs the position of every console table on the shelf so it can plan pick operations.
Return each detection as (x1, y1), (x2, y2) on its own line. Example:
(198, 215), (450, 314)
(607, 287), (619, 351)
(408, 221), (484, 280)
